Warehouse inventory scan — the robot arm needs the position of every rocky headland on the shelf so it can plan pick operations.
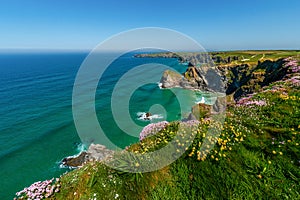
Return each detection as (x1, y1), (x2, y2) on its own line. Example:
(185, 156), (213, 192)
(138, 51), (300, 100)
(16, 50), (300, 199)
(61, 144), (114, 168)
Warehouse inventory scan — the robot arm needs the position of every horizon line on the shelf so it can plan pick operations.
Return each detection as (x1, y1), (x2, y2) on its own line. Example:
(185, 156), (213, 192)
(0, 47), (299, 53)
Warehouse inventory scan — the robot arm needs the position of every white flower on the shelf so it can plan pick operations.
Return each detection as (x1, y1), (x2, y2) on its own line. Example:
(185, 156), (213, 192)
(115, 194), (119, 199)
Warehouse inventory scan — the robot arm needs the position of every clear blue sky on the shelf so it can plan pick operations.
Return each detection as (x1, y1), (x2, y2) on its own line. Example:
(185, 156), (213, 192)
(0, 0), (299, 51)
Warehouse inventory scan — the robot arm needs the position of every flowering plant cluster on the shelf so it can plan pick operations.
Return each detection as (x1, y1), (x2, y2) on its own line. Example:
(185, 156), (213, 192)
(15, 178), (60, 199)
(139, 121), (168, 141)
(242, 100), (267, 106)
(268, 127), (300, 166)
(237, 95), (267, 106)
(284, 57), (300, 73)
(287, 76), (300, 86)
(187, 118), (248, 162)
(128, 120), (201, 157)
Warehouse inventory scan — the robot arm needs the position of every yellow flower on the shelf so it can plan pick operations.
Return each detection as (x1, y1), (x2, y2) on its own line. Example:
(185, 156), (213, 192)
(215, 157), (219, 161)
(279, 152), (283, 155)
(257, 174), (262, 179)
(287, 140), (291, 143)
(296, 143), (299, 146)
(290, 96), (297, 101)
(279, 94), (289, 100)
(272, 150), (276, 154)
(268, 161), (272, 164)
(211, 155), (214, 159)
(135, 162), (140, 167)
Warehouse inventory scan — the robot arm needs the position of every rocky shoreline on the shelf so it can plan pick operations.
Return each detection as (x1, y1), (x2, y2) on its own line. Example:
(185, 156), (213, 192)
(61, 144), (114, 168)
(139, 52), (295, 100)
(62, 53), (297, 168)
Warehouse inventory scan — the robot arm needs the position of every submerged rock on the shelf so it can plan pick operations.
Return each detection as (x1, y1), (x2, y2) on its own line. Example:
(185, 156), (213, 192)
(61, 144), (114, 168)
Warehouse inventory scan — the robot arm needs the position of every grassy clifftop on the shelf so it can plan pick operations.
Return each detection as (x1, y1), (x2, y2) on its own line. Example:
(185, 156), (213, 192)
(54, 78), (299, 199)
(15, 51), (300, 199)
(135, 50), (300, 66)
(139, 50), (300, 100)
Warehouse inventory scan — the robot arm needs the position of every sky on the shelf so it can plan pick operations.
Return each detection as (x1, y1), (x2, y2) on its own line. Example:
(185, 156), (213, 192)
(0, 0), (299, 51)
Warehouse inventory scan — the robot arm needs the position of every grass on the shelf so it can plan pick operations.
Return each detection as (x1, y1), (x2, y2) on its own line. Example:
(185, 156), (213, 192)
(211, 50), (300, 66)
(15, 53), (300, 199)
(47, 79), (300, 200)
(137, 50), (300, 66)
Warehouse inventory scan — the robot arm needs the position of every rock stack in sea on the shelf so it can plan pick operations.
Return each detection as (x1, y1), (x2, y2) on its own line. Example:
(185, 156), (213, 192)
(159, 62), (225, 93)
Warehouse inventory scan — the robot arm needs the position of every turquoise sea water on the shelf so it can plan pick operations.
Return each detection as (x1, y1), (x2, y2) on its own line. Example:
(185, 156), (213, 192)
(0, 52), (204, 199)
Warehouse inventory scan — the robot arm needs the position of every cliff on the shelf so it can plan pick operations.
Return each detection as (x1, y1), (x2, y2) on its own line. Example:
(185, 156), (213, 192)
(157, 51), (300, 100)
(15, 51), (300, 200)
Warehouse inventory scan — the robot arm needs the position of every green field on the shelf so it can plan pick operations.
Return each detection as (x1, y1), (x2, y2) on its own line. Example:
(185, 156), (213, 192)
(210, 50), (300, 66)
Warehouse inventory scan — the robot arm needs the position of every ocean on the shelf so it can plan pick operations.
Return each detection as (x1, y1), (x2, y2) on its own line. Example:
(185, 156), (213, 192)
(0, 51), (208, 199)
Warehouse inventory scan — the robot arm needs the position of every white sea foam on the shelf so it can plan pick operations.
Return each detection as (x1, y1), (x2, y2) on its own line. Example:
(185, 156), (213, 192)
(58, 143), (87, 169)
(195, 96), (205, 104)
(76, 143), (86, 153)
(137, 112), (163, 121)
(157, 82), (163, 89)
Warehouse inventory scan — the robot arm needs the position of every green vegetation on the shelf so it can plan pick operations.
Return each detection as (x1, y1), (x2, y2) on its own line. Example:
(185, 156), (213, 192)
(211, 50), (300, 66)
(136, 50), (300, 66)
(50, 78), (300, 199)
(15, 51), (300, 199)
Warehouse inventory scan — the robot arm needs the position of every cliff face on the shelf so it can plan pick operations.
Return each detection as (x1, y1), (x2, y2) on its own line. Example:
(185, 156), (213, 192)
(135, 52), (239, 65)
(160, 58), (293, 100)
(160, 64), (226, 93)
(226, 59), (289, 99)
(137, 51), (299, 99)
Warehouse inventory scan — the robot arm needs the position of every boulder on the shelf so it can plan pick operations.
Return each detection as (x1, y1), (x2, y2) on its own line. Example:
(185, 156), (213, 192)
(62, 152), (89, 168)
(160, 69), (183, 88)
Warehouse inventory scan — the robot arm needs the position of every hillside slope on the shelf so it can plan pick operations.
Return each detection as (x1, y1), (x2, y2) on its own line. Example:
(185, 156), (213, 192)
(15, 52), (300, 200)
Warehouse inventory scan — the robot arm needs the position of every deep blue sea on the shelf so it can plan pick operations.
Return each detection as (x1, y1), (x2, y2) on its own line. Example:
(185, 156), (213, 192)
(0, 51), (207, 199)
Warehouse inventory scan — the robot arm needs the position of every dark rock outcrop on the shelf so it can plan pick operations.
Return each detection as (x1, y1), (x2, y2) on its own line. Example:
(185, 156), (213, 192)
(138, 52), (294, 100)
(62, 144), (114, 168)
(226, 59), (289, 99)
